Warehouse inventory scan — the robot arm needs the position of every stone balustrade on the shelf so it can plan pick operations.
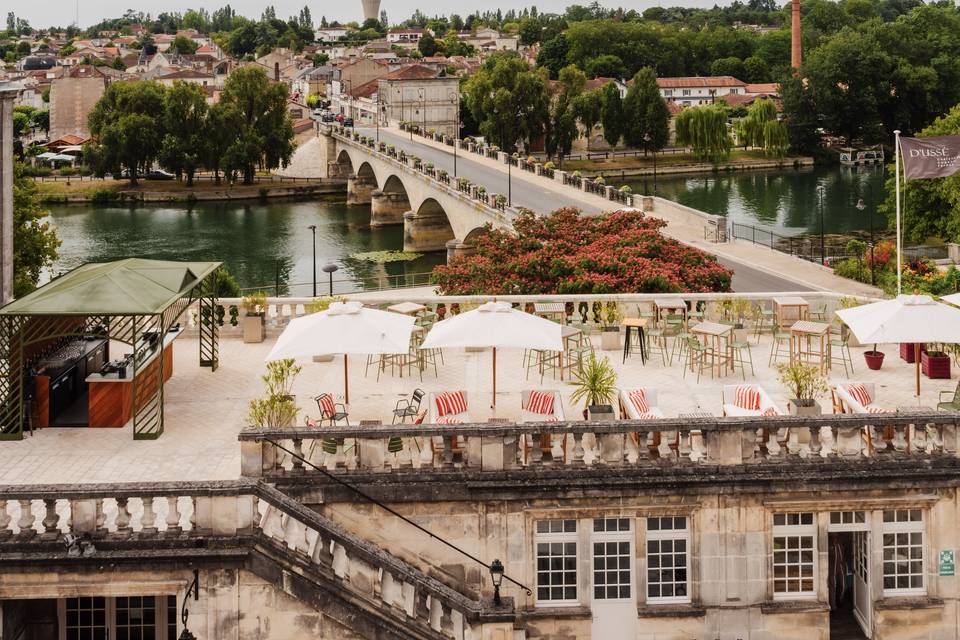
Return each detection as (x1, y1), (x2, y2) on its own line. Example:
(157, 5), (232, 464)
(0, 480), (486, 638)
(180, 291), (865, 338)
(238, 412), (959, 477)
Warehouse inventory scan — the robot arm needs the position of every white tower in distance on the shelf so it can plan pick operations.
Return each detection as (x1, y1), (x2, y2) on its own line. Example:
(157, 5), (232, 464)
(361, 0), (382, 22)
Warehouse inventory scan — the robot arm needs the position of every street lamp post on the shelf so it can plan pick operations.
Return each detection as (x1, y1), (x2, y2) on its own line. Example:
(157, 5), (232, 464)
(816, 184), (826, 265)
(489, 559), (505, 606)
(308, 225), (317, 296)
(643, 132), (658, 196)
(448, 90), (459, 177)
(418, 87), (426, 138)
(322, 263), (338, 297)
(375, 92), (380, 143)
(856, 197), (874, 286)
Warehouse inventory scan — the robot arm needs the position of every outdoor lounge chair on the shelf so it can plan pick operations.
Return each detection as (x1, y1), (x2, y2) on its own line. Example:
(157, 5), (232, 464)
(519, 390), (566, 463)
(315, 393), (349, 426)
(424, 390), (470, 461)
(618, 388), (665, 420)
(721, 384), (782, 417)
(833, 382), (888, 414)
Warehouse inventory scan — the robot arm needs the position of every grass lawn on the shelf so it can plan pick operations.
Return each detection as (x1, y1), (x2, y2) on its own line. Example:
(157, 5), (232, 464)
(561, 149), (786, 172)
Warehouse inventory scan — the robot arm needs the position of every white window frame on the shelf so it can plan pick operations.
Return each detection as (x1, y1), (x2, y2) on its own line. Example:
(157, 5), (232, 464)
(681, 89), (691, 96)
(772, 512), (817, 600)
(58, 595), (177, 640)
(534, 519), (580, 607)
(881, 509), (925, 597)
(592, 517), (634, 602)
(663, 89), (673, 97)
(828, 510), (869, 532)
(645, 516), (691, 604)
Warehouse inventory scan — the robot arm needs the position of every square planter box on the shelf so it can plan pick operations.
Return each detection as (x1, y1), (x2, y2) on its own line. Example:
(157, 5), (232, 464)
(922, 351), (951, 379)
(600, 327), (621, 351)
(900, 342), (921, 363)
(242, 314), (265, 343)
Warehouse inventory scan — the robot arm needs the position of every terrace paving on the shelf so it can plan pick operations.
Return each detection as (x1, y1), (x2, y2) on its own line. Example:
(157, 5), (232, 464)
(0, 323), (954, 486)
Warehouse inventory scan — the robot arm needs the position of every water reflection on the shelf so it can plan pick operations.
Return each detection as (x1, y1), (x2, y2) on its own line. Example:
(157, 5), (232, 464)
(44, 200), (446, 295)
(624, 166), (887, 235)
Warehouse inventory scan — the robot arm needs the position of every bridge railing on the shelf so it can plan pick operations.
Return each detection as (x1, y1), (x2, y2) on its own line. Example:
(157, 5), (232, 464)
(331, 125), (520, 227)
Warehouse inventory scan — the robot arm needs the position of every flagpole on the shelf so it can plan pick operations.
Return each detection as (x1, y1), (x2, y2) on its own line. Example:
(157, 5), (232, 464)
(894, 129), (902, 295)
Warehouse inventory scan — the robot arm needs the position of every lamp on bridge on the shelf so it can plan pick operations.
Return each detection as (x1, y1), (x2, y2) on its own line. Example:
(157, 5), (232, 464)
(322, 263), (339, 297)
(489, 559), (505, 606)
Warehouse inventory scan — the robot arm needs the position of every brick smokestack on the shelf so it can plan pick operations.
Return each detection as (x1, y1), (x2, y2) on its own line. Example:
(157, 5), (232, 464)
(791, 0), (802, 69)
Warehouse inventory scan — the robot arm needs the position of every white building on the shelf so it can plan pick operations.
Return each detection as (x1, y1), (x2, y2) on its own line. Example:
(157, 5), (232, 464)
(315, 28), (350, 42)
(656, 76), (748, 107)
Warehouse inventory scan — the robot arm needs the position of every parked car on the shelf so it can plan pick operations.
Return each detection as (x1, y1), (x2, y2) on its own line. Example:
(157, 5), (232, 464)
(335, 114), (344, 123)
(321, 113), (336, 123)
(145, 169), (175, 181)
(312, 108), (324, 118)
(343, 118), (354, 127)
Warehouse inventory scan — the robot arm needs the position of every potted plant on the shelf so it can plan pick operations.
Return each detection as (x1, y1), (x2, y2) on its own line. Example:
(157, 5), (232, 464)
(304, 296), (347, 361)
(241, 291), (268, 343)
(600, 301), (621, 350)
(776, 362), (827, 416)
(247, 358), (302, 428)
(570, 353), (618, 421)
(864, 343), (885, 370)
(922, 345), (951, 379)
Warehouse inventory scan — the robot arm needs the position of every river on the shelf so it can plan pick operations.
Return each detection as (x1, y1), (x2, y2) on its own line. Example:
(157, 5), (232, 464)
(43, 199), (446, 296)
(620, 165), (888, 236)
(44, 166), (889, 294)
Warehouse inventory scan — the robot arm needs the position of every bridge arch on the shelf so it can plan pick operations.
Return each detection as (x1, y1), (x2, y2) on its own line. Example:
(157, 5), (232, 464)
(403, 197), (456, 253)
(347, 159), (378, 206)
(370, 173), (411, 228)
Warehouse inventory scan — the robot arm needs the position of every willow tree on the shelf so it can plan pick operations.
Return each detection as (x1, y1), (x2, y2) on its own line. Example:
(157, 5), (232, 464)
(736, 98), (787, 156)
(675, 105), (732, 164)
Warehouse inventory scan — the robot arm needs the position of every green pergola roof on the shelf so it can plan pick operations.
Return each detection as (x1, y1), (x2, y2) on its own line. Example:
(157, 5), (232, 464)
(0, 259), (221, 316)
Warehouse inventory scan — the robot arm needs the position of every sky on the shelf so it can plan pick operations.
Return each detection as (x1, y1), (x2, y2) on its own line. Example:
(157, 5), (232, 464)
(6, 0), (722, 29)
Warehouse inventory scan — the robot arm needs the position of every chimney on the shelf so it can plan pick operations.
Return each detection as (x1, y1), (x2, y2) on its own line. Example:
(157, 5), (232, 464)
(791, 0), (802, 69)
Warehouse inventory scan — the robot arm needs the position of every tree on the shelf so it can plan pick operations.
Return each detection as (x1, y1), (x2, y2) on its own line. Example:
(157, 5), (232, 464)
(674, 105), (732, 164)
(464, 53), (549, 152)
(736, 97), (788, 156)
(621, 68), (670, 152)
(12, 163), (60, 298)
(710, 56), (745, 79)
(86, 81), (167, 185)
(573, 89), (602, 142)
(228, 24), (258, 57)
(170, 35), (199, 54)
(112, 56), (126, 70)
(599, 81), (624, 147)
(546, 65), (587, 167)
(217, 66), (295, 184)
(158, 81), (208, 185)
(204, 103), (239, 184)
(535, 35), (569, 79)
(585, 54), (625, 79)
(778, 73), (821, 154)
(742, 56), (770, 82)
(312, 52), (329, 66)
(417, 32), (438, 57)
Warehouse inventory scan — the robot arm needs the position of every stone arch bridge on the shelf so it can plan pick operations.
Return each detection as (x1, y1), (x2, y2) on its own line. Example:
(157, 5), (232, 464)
(316, 125), (517, 259)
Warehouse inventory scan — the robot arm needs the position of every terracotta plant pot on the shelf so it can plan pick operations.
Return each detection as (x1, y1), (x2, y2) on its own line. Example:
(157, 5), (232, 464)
(864, 350), (885, 370)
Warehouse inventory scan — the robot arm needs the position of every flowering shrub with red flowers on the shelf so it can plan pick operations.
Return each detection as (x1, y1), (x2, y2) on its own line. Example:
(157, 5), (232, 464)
(431, 208), (733, 294)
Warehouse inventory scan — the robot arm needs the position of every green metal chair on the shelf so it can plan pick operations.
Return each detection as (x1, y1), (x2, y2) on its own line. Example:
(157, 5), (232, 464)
(768, 327), (790, 366)
(682, 336), (710, 383)
(753, 304), (776, 341)
(937, 382), (960, 411)
(829, 328), (854, 378)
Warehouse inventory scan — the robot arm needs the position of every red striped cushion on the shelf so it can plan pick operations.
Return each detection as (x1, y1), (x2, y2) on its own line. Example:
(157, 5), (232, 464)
(734, 386), (761, 410)
(637, 412), (659, 420)
(762, 406), (778, 416)
(629, 389), (649, 414)
(527, 391), (555, 415)
(866, 405), (890, 414)
(846, 384), (872, 408)
(317, 394), (335, 417)
(436, 415), (464, 424)
(435, 391), (467, 417)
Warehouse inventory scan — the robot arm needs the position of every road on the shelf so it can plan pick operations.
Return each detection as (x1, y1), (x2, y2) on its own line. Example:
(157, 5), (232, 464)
(355, 127), (814, 293)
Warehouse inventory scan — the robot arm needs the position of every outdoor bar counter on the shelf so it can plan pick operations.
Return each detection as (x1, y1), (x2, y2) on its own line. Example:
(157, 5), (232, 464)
(84, 329), (179, 428)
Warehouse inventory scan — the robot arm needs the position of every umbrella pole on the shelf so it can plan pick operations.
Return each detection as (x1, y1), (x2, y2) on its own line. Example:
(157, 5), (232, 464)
(916, 343), (920, 398)
(344, 354), (349, 405)
(492, 347), (497, 408)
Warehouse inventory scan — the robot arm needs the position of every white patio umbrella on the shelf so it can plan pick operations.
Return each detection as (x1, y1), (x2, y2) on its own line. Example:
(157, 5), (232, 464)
(836, 294), (960, 396)
(265, 300), (414, 403)
(420, 300), (563, 406)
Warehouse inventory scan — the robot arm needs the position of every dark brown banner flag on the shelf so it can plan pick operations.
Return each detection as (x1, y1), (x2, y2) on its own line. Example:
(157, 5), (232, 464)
(900, 135), (960, 180)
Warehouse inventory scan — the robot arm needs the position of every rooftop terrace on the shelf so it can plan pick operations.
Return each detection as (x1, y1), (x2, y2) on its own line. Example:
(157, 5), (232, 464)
(1, 292), (957, 486)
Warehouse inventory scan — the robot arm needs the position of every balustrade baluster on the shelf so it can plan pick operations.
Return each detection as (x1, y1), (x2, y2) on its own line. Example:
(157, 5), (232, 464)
(115, 497), (132, 536)
(529, 434), (544, 466)
(41, 498), (59, 539)
(571, 433), (585, 466)
(141, 496), (157, 533)
(442, 435), (455, 468)
(95, 498), (108, 535)
(292, 439), (305, 472)
(165, 496), (183, 533)
(892, 425), (908, 452)
(0, 500), (11, 536)
(17, 499), (35, 537)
